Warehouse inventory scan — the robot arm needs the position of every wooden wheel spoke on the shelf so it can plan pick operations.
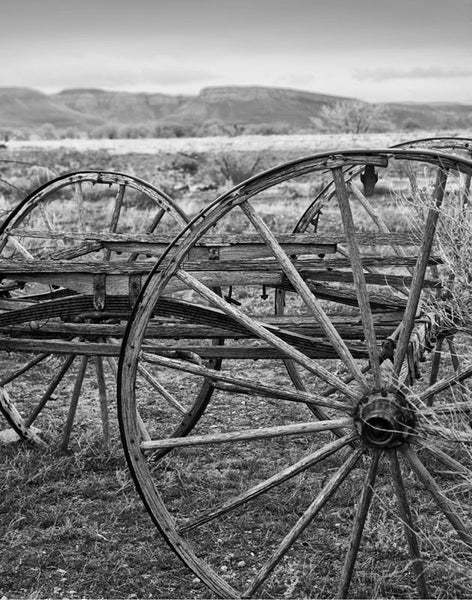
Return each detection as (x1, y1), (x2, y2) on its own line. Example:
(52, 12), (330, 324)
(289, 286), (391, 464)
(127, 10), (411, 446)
(147, 207), (167, 233)
(389, 450), (429, 599)
(142, 352), (351, 412)
(393, 168), (448, 377)
(243, 447), (363, 597)
(417, 364), (472, 405)
(419, 423), (472, 443)
(109, 184), (126, 233)
(446, 337), (459, 373)
(421, 443), (472, 479)
(6, 236), (35, 259)
(179, 433), (356, 534)
(137, 363), (186, 414)
(332, 168), (381, 389)
(104, 184), (126, 261)
(347, 181), (414, 285)
(421, 401), (472, 418)
(461, 173), (471, 207)
(401, 445), (472, 547)
(74, 182), (86, 233)
(128, 207), (166, 262)
(175, 269), (361, 401)
(0, 353), (50, 386)
(94, 356), (110, 444)
(61, 355), (89, 450)
(140, 417), (352, 451)
(26, 354), (76, 426)
(0, 387), (46, 446)
(240, 201), (368, 390)
(37, 203), (54, 232)
(407, 164), (420, 197)
(338, 450), (381, 599)
(427, 336), (445, 406)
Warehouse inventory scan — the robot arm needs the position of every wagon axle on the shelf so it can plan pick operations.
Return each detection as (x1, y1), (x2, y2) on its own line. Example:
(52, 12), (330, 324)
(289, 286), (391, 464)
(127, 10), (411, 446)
(355, 393), (416, 448)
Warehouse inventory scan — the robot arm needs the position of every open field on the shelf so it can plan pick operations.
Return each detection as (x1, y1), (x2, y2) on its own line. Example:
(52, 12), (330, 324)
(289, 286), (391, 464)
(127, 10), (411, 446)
(5, 130), (465, 155)
(1, 136), (472, 599)
(6, 132), (412, 154)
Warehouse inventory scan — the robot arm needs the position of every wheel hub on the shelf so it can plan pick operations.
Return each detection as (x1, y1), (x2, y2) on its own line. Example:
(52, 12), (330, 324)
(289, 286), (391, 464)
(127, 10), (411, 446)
(355, 393), (416, 448)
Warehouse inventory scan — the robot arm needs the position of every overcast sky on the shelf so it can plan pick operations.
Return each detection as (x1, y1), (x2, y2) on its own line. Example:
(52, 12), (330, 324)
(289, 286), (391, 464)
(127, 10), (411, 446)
(2, 0), (471, 103)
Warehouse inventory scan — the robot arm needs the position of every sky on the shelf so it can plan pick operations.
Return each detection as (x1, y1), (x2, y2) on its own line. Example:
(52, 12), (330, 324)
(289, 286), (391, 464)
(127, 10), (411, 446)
(1, 0), (472, 103)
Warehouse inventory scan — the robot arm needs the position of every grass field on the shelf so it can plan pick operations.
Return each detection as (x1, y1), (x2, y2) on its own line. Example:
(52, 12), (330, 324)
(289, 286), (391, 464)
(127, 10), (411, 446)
(5, 131), (412, 155)
(1, 134), (472, 599)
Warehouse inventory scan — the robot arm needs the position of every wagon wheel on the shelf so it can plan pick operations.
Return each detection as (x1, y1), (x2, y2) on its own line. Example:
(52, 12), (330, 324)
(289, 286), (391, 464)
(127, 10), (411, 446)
(0, 170), (219, 448)
(119, 149), (472, 598)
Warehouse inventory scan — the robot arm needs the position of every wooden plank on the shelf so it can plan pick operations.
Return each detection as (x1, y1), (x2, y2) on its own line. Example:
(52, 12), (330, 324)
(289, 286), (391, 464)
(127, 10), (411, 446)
(0, 256), (442, 275)
(0, 268), (437, 300)
(0, 312), (403, 340)
(0, 336), (367, 360)
(0, 337), (122, 356)
(0, 271), (287, 296)
(7, 228), (421, 250)
(180, 255), (443, 272)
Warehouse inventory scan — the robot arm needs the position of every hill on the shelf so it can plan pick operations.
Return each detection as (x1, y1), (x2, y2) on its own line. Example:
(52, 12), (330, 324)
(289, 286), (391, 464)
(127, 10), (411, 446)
(158, 86), (355, 128)
(0, 85), (471, 134)
(0, 88), (102, 128)
(53, 89), (190, 123)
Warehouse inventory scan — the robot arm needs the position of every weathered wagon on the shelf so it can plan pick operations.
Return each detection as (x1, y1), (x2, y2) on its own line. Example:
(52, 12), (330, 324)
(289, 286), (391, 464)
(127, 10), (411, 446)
(1, 146), (472, 597)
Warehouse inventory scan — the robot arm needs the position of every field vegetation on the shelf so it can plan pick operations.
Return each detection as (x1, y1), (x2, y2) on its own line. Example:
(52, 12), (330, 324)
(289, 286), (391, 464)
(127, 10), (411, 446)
(1, 134), (472, 598)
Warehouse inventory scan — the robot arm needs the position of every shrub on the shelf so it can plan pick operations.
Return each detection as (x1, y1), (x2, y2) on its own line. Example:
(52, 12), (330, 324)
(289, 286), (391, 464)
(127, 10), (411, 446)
(35, 123), (59, 140)
(321, 100), (393, 133)
(402, 118), (422, 131)
(214, 152), (263, 186)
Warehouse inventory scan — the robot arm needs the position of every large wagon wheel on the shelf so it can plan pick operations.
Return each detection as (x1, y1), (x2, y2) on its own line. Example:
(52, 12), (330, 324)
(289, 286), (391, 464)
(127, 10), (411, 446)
(119, 149), (472, 598)
(0, 170), (220, 447)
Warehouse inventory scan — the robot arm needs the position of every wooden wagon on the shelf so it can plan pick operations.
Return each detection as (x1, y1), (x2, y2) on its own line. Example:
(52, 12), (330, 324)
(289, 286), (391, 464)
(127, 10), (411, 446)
(1, 145), (472, 598)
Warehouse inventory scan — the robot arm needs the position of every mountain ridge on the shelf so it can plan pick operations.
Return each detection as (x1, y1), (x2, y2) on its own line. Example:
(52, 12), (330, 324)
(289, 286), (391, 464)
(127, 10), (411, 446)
(0, 85), (471, 133)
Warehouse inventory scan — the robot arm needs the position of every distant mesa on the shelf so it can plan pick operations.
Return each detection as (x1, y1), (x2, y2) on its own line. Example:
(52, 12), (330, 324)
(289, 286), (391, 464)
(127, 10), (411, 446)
(0, 85), (471, 133)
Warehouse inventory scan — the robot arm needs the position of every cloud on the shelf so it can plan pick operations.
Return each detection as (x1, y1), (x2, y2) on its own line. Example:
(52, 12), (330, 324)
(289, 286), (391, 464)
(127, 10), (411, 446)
(357, 66), (472, 81)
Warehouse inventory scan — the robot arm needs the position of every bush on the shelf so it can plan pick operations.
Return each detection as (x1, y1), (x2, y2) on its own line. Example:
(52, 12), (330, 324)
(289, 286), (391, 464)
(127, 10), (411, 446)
(402, 119), (422, 131)
(214, 152), (263, 186)
(321, 100), (393, 133)
(35, 123), (59, 140)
